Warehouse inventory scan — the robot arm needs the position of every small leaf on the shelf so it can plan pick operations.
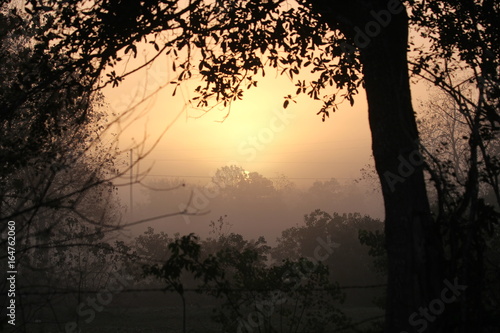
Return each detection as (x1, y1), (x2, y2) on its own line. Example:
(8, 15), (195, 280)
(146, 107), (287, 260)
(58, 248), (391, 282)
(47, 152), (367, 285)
(124, 44), (137, 58)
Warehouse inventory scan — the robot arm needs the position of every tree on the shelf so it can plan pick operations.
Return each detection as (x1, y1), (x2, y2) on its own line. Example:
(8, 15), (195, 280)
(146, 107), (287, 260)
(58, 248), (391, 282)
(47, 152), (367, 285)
(0, 7), (92, 174)
(198, 226), (349, 333)
(407, 2), (500, 330)
(0, 5), (186, 331)
(210, 256), (349, 333)
(11, 0), (500, 331)
(272, 209), (386, 311)
(304, 178), (370, 214)
(211, 165), (278, 200)
(272, 210), (383, 280)
(0, 8), (123, 327)
(144, 233), (221, 333)
(410, 46), (500, 333)
(141, 226), (349, 333)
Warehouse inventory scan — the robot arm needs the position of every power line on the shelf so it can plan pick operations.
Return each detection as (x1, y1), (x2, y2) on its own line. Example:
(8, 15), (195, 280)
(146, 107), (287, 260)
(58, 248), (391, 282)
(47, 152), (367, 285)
(18, 284), (387, 295)
(150, 138), (369, 152)
(142, 151), (369, 163)
(130, 149), (133, 218)
(139, 174), (357, 180)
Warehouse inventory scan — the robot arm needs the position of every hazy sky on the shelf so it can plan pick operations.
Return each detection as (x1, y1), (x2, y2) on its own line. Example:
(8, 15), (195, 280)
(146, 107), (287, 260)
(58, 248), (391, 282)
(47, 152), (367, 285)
(101, 35), (431, 236)
(103, 47), (374, 189)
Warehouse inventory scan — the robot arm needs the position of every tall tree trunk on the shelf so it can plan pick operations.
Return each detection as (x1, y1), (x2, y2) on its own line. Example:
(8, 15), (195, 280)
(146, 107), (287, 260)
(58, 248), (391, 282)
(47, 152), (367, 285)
(308, 1), (445, 331)
(360, 8), (444, 332)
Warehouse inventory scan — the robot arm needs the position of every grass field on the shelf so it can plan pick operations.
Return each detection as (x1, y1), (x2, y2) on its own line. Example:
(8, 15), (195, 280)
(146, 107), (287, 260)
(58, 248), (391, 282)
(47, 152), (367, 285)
(23, 305), (383, 332)
(19, 290), (384, 333)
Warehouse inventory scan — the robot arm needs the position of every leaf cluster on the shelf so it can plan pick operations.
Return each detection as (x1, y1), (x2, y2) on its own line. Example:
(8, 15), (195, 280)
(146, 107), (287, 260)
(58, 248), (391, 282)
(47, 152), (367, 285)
(23, 0), (364, 120)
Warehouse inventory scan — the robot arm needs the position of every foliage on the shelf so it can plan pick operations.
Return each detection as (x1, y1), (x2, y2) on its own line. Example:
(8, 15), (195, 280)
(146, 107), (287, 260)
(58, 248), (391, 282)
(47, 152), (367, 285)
(203, 234), (349, 333)
(408, 1), (500, 329)
(26, 219), (118, 301)
(143, 233), (221, 292)
(142, 233), (222, 333)
(138, 222), (350, 333)
(0, 6), (96, 175)
(0, 4), (123, 232)
(358, 229), (387, 277)
(358, 229), (387, 312)
(272, 210), (384, 285)
(134, 227), (175, 264)
(303, 178), (371, 214)
(212, 165), (278, 200)
(203, 215), (271, 263)
(114, 227), (177, 287)
(271, 172), (297, 194)
(22, 0), (362, 118)
(210, 257), (349, 333)
(0, 5), (127, 330)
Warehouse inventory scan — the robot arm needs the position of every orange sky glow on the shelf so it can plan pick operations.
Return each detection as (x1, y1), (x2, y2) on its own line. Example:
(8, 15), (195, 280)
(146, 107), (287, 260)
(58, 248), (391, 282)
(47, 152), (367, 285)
(101, 31), (431, 234)
(103, 48), (374, 188)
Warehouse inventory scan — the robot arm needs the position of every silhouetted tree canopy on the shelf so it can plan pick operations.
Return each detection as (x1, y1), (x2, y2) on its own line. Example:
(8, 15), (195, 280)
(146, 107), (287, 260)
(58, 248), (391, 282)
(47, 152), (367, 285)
(272, 210), (383, 285)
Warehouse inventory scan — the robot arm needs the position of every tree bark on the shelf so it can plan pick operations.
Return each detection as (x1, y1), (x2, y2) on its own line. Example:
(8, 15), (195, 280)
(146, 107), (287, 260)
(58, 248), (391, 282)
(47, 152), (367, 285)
(308, 1), (445, 331)
(360, 9), (444, 332)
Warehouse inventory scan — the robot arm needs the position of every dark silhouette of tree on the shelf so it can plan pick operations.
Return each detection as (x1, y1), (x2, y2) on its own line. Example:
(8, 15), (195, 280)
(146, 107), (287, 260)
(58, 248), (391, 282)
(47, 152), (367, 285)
(303, 178), (370, 214)
(212, 165), (277, 201)
(0, 5), (192, 331)
(406, 2), (500, 331)
(272, 210), (386, 308)
(272, 210), (383, 280)
(410, 25), (500, 332)
(0, 8), (93, 174)
(143, 233), (221, 333)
